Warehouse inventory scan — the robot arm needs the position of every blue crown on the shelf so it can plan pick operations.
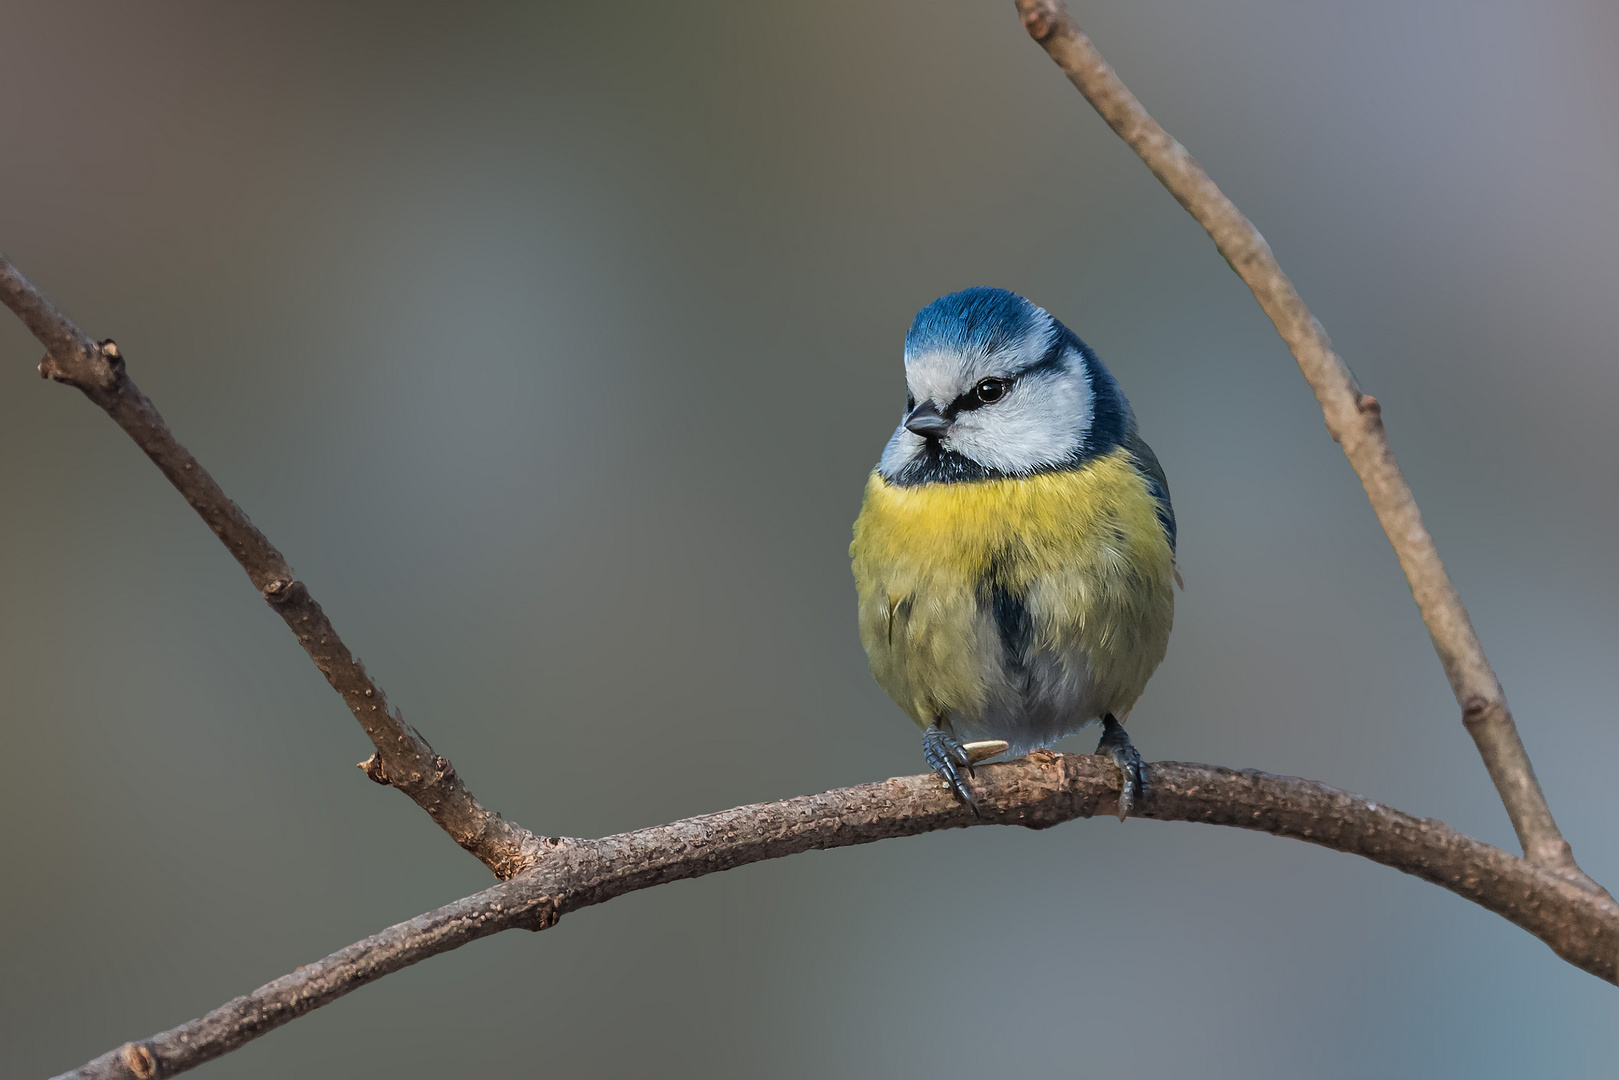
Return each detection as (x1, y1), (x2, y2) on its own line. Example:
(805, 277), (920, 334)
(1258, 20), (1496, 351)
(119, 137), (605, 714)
(905, 287), (1053, 362)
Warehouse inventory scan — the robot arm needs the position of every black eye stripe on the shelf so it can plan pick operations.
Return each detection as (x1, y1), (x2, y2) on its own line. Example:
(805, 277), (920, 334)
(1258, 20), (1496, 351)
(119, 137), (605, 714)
(946, 376), (1013, 416)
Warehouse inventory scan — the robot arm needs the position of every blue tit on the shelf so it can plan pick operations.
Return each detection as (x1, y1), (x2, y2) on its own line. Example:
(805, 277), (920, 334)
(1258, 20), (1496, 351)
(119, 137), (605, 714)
(850, 287), (1176, 812)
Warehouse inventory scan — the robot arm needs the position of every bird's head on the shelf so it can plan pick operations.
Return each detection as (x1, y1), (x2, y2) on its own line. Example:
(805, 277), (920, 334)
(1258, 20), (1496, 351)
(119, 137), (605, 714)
(878, 287), (1122, 485)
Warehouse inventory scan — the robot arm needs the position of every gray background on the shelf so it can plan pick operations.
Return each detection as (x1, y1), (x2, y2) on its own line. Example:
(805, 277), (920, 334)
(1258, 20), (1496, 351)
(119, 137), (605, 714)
(2, 2), (1614, 1076)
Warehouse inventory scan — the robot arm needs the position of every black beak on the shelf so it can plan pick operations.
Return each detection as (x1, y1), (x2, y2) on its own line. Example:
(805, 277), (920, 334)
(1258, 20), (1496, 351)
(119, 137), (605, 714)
(903, 402), (950, 440)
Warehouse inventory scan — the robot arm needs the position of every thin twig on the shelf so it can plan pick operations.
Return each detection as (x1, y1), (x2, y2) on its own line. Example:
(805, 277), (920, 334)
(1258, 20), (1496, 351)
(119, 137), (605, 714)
(1011, 0), (1597, 888)
(54, 754), (1619, 1080)
(9, 20), (1613, 1077)
(0, 254), (544, 880)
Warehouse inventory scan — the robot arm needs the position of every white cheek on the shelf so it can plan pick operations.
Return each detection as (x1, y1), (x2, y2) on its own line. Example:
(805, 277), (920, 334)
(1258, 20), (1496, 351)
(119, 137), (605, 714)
(946, 375), (1090, 474)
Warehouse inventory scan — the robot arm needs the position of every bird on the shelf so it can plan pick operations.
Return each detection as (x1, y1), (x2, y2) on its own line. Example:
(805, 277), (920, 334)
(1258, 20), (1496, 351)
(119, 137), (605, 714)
(850, 287), (1176, 814)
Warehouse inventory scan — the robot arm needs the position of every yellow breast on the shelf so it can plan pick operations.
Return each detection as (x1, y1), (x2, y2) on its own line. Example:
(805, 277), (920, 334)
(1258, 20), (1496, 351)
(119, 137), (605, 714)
(849, 447), (1175, 730)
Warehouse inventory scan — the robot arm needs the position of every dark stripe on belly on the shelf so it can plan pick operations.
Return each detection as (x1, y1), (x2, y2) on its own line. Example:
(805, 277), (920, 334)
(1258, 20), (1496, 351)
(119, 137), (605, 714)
(988, 577), (1032, 674)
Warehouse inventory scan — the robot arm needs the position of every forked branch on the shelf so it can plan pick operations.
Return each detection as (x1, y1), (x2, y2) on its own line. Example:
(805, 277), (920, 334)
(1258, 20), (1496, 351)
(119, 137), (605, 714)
(7, 8), (1614, 1078)
(54, 755), (1619, 1080)
(0, 255), (544, 880)
(1012, 0), (1597, 888)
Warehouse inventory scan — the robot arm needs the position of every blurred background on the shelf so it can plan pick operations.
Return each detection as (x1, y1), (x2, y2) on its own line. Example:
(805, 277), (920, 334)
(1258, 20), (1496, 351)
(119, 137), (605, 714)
(2, 1), (1614, 1076)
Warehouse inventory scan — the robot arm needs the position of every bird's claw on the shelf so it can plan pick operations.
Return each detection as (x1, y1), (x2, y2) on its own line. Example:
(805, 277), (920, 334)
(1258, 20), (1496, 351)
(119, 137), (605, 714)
(1096, 715), (1147, 821)
(923, 723), (976, 808)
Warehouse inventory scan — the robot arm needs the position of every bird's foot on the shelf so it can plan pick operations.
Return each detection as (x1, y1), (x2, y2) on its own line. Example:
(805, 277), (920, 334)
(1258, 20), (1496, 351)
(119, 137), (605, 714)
(922, 723), (976, 809)
(1095, 715), (1147, 821)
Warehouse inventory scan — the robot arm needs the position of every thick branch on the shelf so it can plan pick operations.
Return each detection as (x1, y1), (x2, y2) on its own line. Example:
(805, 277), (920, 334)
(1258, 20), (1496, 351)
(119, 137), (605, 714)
(1011, 0), (1594, 886)
(0, 254), (542, 880)
(56, 754), (1619, 1079)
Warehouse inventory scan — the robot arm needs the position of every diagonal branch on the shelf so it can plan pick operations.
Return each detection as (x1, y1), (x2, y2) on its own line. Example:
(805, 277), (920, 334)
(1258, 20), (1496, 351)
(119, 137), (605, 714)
(0, 254), (544, 880)
(1011, 0), (1599, 889)
(55, 754), (1619, 1080)
(11, 17), (1611, 1079)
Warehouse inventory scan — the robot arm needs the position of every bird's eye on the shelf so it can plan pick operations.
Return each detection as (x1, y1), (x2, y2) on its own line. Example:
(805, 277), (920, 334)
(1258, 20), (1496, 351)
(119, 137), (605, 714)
(975, 378), (1010, 404)
(906, 392), (916, 412)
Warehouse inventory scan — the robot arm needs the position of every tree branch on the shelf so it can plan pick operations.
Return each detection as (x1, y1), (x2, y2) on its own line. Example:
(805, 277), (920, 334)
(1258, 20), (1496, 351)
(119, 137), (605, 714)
(1011, 0), (1598, 888)
(55, 753), (1619, 1080)
(0, 254), (544, 880)
(10, 14), (1613, 1077)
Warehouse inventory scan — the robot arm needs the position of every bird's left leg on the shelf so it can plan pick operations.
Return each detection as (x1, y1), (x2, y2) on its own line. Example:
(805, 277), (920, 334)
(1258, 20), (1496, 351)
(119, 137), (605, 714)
(1095, 714), (1147, 821)
(922, 719), (975, 808)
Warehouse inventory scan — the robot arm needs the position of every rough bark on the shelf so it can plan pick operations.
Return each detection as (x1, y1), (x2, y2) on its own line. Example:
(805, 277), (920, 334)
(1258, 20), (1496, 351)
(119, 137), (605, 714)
(54, 754), (1619, 1080)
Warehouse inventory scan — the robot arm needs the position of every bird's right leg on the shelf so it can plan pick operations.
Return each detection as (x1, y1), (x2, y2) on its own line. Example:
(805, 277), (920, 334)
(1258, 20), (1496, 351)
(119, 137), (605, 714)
(922, 719), (975, 807)
(1095, 714), (1147, 821)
